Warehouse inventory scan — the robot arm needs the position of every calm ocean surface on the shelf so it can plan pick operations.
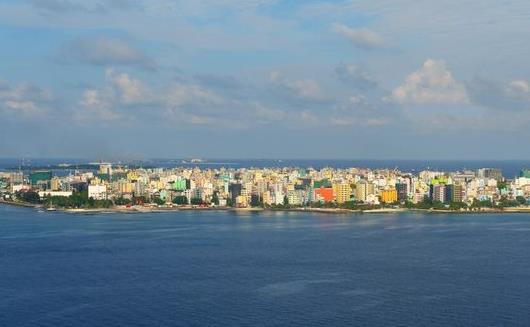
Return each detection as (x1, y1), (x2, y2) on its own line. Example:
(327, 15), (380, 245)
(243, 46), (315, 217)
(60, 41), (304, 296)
(2, 206), (530, 326)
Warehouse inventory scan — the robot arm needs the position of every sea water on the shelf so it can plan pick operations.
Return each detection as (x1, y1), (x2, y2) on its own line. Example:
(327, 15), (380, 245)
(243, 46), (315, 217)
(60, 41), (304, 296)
(2, 205), (530, 326)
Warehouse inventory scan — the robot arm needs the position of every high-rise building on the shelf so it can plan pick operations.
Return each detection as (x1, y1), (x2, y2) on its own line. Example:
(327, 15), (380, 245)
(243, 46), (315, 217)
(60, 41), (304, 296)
(477, 168), (503, 181)
(395, 183), (408, 202)
(50, 177), (61, 191)
(380, 189), (398, 204)
(314, 187), (334, 203)
(10, 172), (24, 185)
(98, 164), (113, 176)
(172, 178), (187, 191)
(451, 184), (464, 203)
(430, 184), (446, 203)
(332, 183), (351, 204)
(88, 184), (107, 200)
(229, 183), (242, 203)
(355, 180), (375, 202)
(444, 184), (453, 203)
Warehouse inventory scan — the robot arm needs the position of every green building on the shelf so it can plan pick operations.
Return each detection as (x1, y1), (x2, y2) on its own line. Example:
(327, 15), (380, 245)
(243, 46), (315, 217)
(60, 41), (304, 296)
(173, 179), (187, 191)
(314, 179), (331, 188)
(520, 169), (530, 178)
(29, 170), (52, 185)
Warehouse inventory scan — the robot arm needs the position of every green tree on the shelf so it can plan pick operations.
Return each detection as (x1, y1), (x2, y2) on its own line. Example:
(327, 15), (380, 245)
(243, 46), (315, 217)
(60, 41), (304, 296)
(153, 197), (166, 206)
(226, 198), (235, 207)
(212, 192), (220, 205)
(172, 196), (188, 205)
(19, 191), (40, 204)
(114, 197), (132, 205)
(190, 198), (203, 205)
(250, 194), (262, 207)
(449, 202), (467, 210)
(516, 196), (527, 206)
(497, 181), (508, 191)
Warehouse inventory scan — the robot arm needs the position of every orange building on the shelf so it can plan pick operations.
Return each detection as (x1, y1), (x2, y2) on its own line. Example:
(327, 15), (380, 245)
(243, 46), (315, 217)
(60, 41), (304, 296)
(380, 189), (398, 204)
(315, 187), (334, 202)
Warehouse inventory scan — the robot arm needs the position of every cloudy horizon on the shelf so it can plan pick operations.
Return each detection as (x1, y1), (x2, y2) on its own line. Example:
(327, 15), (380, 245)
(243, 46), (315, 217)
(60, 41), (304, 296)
(2, 0), (530, 160)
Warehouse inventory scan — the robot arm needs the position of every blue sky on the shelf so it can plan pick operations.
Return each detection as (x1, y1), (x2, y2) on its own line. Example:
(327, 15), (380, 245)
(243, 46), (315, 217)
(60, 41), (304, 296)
(1, 0), (530, 160)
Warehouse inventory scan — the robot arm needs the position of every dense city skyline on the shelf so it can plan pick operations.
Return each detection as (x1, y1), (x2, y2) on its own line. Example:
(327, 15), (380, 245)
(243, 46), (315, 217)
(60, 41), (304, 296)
(2, 1), (530, 159)
(3, 163), (530, 211)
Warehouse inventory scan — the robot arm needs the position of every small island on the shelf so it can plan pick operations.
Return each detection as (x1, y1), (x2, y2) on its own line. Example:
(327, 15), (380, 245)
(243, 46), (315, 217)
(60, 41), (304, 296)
(1, 164), (530, 214)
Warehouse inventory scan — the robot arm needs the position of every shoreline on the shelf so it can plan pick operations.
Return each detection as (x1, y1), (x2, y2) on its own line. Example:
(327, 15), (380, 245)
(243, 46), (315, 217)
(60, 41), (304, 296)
(2, 200), (530, 215)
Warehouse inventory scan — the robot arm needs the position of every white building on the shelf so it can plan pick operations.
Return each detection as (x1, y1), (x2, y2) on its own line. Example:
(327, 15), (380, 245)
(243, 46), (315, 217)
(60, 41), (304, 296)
(88, 184), (107, 200)
(38, 191), (73, 198)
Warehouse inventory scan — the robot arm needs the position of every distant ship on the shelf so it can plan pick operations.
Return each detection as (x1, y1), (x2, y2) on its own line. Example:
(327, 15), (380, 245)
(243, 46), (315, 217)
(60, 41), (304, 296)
(182, 158), (205, 164)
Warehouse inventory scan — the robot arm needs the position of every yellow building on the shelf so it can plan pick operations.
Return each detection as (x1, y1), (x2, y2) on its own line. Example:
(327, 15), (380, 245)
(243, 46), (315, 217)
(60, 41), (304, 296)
(117, 181), (134, 194)
(355, 181), (375, 202)
(262, 191), (272, 206)
(50, 177), (61, 191)
(127, 171), (139, 181)
(98, 164), (112, 175)
(236, 195), (248, 207)
(333, 183), (351, 204)
(380, 189), (398, 204)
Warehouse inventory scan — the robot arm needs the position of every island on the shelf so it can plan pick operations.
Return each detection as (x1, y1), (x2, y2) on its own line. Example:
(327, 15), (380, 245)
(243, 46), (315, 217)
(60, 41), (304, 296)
(1, 163), (530, 214)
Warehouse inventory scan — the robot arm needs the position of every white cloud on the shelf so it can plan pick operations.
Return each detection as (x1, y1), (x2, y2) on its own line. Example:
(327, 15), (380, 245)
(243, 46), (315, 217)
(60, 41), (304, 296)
(78, 89), (120, 121)
(28, 0), (141, 13)
(80, 89), (102, 108)
(165, 83), (223, 108)
(253, 103), (286, 123)
(77, 69), (151, 121)
(78, 69), (226, 123)
(469, 78), (530, 112)
(0, 79), (54, 116)
(60, 37), (155, 70)
(390, 59), (469, 105)
(508, 80), (530, 94)
(269, 72), (326, 101)
(105, 69), (149, 105)
(329, 116), (388, 126)
(335, 63), (377, 89)
(349, 95), (365, 104)
(3, 100), (39, 114)
(332, 24), (384, 49)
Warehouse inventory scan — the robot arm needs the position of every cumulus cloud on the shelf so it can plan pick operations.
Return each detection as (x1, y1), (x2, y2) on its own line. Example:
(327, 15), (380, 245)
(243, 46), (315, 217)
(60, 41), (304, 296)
(253, 103), (286, 123)
(269, 72), (326, 101)
(348, 94), (365, 104)
(332, 24), (384, 49)
(78, 69), (225, 123)
(60, 37), (155, 70)
(79, 89), (119, 121)
(166, 83), (223, 108)
(508, 80), (530, 95)
(105, 69), (150, 104)
(0, 79), (54, 115)
(77, 69), (151, 121)
(335, 63), (377, 89)
(28, 0), (142, 13)
(468, 78), (530, 111)
(390, 59), (469, 105)
(194, 74), (242, 91)
(328, 95), (397, 127)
